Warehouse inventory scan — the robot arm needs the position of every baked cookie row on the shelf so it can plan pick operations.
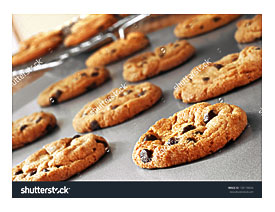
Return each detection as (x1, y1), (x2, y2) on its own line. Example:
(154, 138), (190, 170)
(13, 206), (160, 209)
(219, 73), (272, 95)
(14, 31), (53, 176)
(174, 14), (262, 43)
(12, 102), (248, 180)
(12, 14), (261, 67)
(36, 45), (261, 105)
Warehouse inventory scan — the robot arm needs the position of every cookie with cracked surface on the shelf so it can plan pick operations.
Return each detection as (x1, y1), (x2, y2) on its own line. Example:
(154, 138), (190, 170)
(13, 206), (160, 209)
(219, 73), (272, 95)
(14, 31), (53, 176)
(73, 82), (162, 133)
(37, 67), (110, 107)
(12, 30), (62, 66)
(235, 15), (262, 43)
(12, 133), (109, 181)
(123, 40), (195, 82)
(12, 112), (57, 150)
(85, 32), (149, 67)
(132, 102), (247, 169)
(174, 14), (240, 38)
(64, 14), (117, 47)
(174, 46), (262, 103)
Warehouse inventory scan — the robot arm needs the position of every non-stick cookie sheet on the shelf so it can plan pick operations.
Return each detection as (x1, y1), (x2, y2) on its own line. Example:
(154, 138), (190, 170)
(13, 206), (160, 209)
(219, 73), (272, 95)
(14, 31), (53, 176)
(12, 14), (262, 181)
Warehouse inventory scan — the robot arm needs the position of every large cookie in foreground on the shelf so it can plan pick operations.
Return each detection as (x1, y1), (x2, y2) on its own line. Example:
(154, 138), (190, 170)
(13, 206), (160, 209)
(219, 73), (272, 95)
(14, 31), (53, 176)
(12, 112), (57, 150)
(12, 133), (109, 181)
(37, 67), (110, 107)
(73, 82), (162, 133)
(174, 14), (240, 38)
(174, 46), (262, 103)
(132, 102), (247, 169)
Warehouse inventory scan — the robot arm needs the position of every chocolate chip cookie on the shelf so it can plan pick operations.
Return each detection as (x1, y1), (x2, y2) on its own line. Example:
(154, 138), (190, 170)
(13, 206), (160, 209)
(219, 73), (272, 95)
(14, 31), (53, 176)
(132, 102), (247, 169)
(235, 15), (262, 43)
(174, 46), (262, 103)
(12, 133), (109, 181)
(64, 14), (117, 47)
(85, 32), (149, 67)
(12, 29), (62, 66)
(123, 40), (195, 82)
(174, 14), (240, 38)
(73, 82), (162, 133)
(37, 67), (110, 107)
(12, 112), (57, 150)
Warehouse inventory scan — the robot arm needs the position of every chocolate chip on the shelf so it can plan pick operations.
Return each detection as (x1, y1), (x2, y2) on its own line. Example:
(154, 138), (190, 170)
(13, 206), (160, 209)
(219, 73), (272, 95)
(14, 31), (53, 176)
(15, 170), (23, 175)
(195, 131), (203, 135)
(119, 89), (133, 97)
(91, 72), (99, 77)
(182, 125), (195, 134)
(143, 134), (158, 141)
(140, 149), (153, 163)
(213, 64), (223, 70)
(167, 137), (179, 145)
(93, 148), (96, 151)
(124, 90), (133, 95)
(95, 139), (108, 147)
(255, 47), (261, 50)
(72, 134), (81, 139)
(202, 77), (210, 81)
(231, 57), (238, 62)
(138, 90), (146, 97)
(159, 47), (166, 57)
(43, 168), (49, 172)
(213, 17), (221, 22)
(35, 117), (42, 123)
(46, 124), (54, 132)
(111, 49), (117, 54)
(90, 120), (101, 131)
(186, 138), (196, 143)
(55, 90), (62, 98)
(49, 90), (62, 105)
(200, 25), (204, 29)
(204, 110), (217, 124)
(97, 25), (104, 31)
(56, 165), (61, 168)
(227, 139), (234, 145)
(29, 170), (37, 176)
(86, 82), (97, 91)
(20, 124), (28, 131)
(159, 53), (164, 57)
(81, 73), (88, 77)
(66, 139), (73, 147)
(111, 105), (119, 110)
(95, 139), (109, 152)
(49, 97), (58, 105)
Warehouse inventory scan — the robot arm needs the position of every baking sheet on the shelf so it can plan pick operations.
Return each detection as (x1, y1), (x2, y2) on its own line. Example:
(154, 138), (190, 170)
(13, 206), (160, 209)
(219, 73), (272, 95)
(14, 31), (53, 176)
(12, 14), (262, 181)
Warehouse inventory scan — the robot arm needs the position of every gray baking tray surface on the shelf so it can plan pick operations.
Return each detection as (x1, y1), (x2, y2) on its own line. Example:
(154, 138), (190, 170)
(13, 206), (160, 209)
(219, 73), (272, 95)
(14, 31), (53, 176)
(12, 14), (261, 181)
